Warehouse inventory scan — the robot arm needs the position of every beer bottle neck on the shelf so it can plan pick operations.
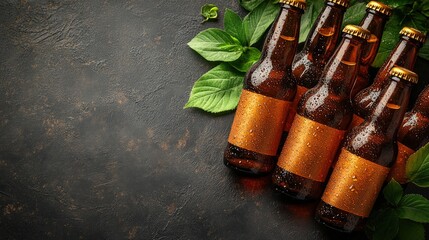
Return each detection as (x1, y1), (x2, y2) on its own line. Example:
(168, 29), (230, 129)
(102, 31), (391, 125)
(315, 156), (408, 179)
(372, 37), (422, 88)
(370, 78), (412, 140)
(320, 36), (363, 96)
(260, 4), (302, 69)
(358, 10), (389, 66)
(301, 2), (345, 62)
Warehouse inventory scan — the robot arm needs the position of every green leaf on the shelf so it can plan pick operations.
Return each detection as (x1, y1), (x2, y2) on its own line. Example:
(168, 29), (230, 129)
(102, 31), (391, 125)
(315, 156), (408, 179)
(224, 9), (247, 45)
(383, 0), (412, 9)
(342, 2), (367, 27)
(239, 0), (266, 12)
(402, 12), (428, 32)
(367, 208), (400, 240)
(383, 179), (404, 207)
(299, 0), (325, 43)
(188, 28), (244, 62)
(397, 194), (429, 223)
(229, 47), (261, 72)
(184, 64), (244, 113)
(419, 39), (429, 61)
(421, 0), (429, 17)
(395, 219), (425, 240)
(201, 4), (219, 22)
(372, 14), (403, 67)
(406, 142), (429, 187)
(243, 0), (280, 46)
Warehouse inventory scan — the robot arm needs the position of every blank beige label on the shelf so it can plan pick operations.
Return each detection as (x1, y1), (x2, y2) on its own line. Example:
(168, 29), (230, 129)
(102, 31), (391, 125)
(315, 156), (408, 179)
(228, 89), (290, 156)
(322, 149), (389, 217)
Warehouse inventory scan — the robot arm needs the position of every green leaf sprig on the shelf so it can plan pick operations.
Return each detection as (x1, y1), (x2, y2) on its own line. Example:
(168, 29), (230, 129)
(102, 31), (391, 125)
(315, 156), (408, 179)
(201, 4), (219, 22)
(186, 0), (279, 113)
(367, 143), (429, 240)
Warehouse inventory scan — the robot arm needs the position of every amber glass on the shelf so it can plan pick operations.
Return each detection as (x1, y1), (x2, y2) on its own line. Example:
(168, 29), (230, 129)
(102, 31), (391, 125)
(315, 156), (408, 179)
(350, 3), (390, 97)
(283, 0), (347, 134)
(272, 27), (368, 200)
(388, 85), (429, 183)
(352, 30), (424, 127)
(316, 72), (414, 232)
(224, 3), (303, 175)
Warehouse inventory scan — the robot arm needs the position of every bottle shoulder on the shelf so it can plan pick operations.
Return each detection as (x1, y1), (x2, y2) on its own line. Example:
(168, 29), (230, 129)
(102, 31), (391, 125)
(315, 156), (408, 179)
(244, 59), (296, 100)
(297, 84), (353, 129)
(344, 122), (395, 165)
(399, 111), (429, 149)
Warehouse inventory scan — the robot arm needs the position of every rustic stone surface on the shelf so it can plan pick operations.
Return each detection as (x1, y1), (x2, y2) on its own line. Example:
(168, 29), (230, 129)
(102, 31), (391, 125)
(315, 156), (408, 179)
(0, 1), (428, 239)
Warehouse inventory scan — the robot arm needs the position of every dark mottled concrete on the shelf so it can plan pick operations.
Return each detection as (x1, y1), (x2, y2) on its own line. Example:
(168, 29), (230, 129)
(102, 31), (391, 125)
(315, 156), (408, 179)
(0, 1), (428, 239)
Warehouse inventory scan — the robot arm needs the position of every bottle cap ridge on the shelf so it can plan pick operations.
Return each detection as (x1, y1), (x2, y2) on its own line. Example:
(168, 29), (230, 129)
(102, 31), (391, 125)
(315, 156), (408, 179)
(366, 1), (392, 16)
(390, 66), (418, 84)
(342, 25), (371, 40)
(327, 0), (350, 8)
(399, 27), (426, 44)
(279, 0), (306, 10)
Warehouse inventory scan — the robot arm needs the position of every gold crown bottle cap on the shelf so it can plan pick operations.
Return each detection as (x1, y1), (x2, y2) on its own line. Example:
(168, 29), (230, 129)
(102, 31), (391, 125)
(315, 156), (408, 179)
(399, 27), (427, 43)
(342, 25), (371, 40)
(279, 0), (306, 10)
(327, 0), (350, 8)
(366, 1), (392, 16)
(389, 66), (418, 84)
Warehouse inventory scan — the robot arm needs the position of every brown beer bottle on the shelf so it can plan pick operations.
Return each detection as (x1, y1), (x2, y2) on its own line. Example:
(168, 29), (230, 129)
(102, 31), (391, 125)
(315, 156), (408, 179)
(224, 0), (305, 175)
(272, 25), (371, 200)
(350, 27), (426, 129)
(350, 1), (392, 97)
(388, 85), (429, 184)
(316, 67), (418, 232)
(283, 0), (349, 133)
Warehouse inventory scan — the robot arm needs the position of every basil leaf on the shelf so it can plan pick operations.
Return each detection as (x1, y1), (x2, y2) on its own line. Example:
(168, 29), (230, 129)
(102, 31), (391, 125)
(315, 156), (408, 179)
(188, 28), (244, 62)
(201, 4), (219, 22)
(383, 179), (404, 207)
(372, 14), (403, 67)
(397, 194), (429, 223)
(395, 219), (425, 240)
(239, 0), (266, 11)
(299, 0), (324, 43)
(368, 208), (400, 240)
(229, 47), (261, 72)
(224, 9), (247, 45)
(342, 2), (367, 27)
(243, 0), (280, 46)
(406, 142), (429, 187)
(419, 39), (429, 61)
(184, 64), (244, 113)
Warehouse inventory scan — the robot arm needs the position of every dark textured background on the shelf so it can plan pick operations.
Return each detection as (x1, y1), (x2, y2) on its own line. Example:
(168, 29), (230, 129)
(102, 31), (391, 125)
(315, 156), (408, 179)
(0, 1), (428, 239)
